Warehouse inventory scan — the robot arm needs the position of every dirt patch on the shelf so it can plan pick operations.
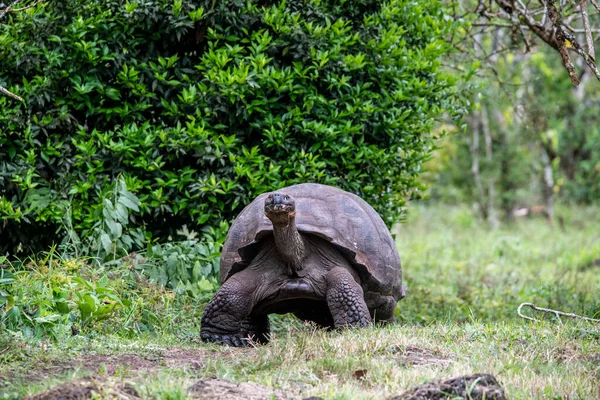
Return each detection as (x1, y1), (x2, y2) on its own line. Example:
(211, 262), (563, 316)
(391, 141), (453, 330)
(79, 353), (161, 375)
(26, 377), (139, 400)
(188, 378), (288, 400)
(583, 353), (600, 364)
(390, 345), (453, 368)
(162, 347), (215, 369)
(76, 347), (214, 373)
(391, 373), (506, 400)
(553, 346), (580, 364)
(5, 346), (215, 384)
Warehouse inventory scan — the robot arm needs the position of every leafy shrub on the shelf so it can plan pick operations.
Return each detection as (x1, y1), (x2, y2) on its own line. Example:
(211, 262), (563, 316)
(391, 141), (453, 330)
(0, 251), (175, 338)
(60, 176), (145, 261)
(0, 0), (467, 256)
(139, 239), (220, 296)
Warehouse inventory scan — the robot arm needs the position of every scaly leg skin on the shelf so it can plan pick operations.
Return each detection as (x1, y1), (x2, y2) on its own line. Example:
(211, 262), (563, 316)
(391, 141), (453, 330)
(240, 315), (270, 345)
(325, 267), (371, 328)
(200, 270), (258, 347)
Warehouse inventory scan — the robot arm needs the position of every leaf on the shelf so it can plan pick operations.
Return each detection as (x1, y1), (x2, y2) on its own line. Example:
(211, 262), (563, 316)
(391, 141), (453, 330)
(97, 275), (108, 288)
(77, 293), (99, 322)
(119, 192), (140, 212)
(99, 232), (112, 253)
(115, 203), (129, 223)
(106, 218), (122, 237)
(55, 301), (70, 314)
(34, 314), (63, 324)
(198, 277), (216, 292)
(197, 214), (210, 224)
(5, 295), (15, 312)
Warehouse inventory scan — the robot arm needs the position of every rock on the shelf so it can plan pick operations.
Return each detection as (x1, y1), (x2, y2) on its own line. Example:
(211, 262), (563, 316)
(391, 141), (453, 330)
(391, 373), (506, 400)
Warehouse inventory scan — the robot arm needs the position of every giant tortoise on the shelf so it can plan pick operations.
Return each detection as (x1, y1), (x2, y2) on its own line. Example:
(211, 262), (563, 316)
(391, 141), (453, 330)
(200, 183), (404, 346)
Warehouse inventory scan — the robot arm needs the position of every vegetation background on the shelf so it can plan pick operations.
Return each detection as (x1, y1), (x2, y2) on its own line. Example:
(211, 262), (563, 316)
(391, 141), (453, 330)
(0, 0), (599, 399)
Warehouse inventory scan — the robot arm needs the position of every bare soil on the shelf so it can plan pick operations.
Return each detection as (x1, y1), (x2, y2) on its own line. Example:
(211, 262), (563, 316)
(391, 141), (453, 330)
(188, 378), (289, 400)
(388, 344), (453, 368)
(26, 378), (140, 400)
(26, 377), (292, 400)
(14, 347), (305, 400)
(9, 347), (214, 383)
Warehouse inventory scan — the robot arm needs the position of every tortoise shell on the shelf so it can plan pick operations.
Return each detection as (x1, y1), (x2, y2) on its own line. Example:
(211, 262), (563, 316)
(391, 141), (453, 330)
(220, 183), (404, 300)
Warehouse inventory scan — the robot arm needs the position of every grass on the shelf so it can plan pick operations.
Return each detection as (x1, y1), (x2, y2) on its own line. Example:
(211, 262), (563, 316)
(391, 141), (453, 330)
(395, 204), (600, 324)
(1, 204), (599, 399)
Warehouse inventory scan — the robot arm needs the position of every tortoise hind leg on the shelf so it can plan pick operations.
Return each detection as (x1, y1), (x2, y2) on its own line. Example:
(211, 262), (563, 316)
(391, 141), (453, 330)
(241, 315), (270, 344)
(200, 269), (259, 347)
(325, 267), (371, 328)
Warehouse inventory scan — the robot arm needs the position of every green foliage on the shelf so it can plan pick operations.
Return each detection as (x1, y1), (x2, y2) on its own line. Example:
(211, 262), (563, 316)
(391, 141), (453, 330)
(2, 206), (600, 400)
(138, 239), (220, 298)
(395, 204), (600, 323)
(526, 53), (600, 203)
(425, 48), (600, 209)
(0, 0), (466, 256)
(0, 251), (176, 338)
(60, 176), (145, 261)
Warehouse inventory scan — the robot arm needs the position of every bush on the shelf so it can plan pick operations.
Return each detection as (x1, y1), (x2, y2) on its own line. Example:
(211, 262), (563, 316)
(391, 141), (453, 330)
(0, 0), (466, 256)
(139, 239), (220, 293)
(0, 252), (174, 338)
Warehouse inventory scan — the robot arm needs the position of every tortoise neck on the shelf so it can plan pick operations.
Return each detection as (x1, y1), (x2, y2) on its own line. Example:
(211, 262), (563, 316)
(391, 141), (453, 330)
(271, 216), (305, 274)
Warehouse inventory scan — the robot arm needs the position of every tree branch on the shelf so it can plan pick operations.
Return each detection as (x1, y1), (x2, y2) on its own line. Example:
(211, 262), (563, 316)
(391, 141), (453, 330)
(548, 0), (580, 85)
(0, 85), (23, 101)
(0, 0), (21, 20)
(452, 0), (600, 86)
(0, 0), (44, 14)
(579, 0), (595, 61)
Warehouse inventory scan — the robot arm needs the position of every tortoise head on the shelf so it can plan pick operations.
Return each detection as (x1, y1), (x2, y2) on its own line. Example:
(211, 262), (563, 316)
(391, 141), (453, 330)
(264, 192), (296, 224)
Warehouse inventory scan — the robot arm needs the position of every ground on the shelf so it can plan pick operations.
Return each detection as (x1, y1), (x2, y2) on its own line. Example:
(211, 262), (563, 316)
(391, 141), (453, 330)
(1, 205), (599, 399)
(1, 322), (599, 398)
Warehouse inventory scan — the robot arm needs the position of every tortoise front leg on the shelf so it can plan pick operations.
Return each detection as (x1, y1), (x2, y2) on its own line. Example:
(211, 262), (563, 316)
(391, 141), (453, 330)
(325, 267), (371, 328)
(200, 269), (259, 347)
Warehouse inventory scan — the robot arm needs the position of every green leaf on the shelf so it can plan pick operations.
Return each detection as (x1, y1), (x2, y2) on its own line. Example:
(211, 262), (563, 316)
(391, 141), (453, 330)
(99, 233), (112, 253)
(77, 293), (99, 322)
(119, 192), (140, 212)
(5, 295), (15, 312)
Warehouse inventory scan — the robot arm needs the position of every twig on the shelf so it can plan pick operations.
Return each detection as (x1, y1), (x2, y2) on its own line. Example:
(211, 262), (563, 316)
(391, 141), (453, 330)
(548, 0), (580, 86)
(563, 25), (600, 33)
(518, 302), (600, 323)
(472, 22), (514, 27)
(0, 0), (44, 14)
(563, 29), (600, 81)
(590, 0), (600, 12)
(0, 85), (23, 101)
(0, 0), (20, 20)
(579, 0), (595, 61)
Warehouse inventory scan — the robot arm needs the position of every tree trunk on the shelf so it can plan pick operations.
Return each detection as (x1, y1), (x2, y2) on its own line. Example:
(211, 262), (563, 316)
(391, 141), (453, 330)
(480, 106), (499, 229)
(540, 147), (555, 224)
(470, 109), (488, 221)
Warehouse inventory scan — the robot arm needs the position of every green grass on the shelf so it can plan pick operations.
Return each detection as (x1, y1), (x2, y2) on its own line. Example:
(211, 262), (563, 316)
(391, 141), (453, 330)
(1, 204), (599, 399)
(395, 204), (600, 324)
